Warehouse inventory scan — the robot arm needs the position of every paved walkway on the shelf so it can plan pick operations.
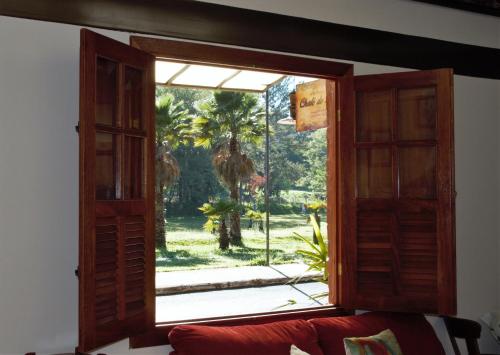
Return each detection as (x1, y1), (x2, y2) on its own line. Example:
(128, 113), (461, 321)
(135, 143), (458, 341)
(156, 281), (328, 323)
(156, 263), (321, 295)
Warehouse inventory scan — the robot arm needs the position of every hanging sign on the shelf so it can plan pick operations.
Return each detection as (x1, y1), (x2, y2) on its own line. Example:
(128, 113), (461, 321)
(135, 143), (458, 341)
(295, 79), (329, 132)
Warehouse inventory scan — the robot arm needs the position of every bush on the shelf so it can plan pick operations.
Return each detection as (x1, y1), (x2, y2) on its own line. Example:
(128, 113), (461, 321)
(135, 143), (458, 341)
(255, 200), (302, 215)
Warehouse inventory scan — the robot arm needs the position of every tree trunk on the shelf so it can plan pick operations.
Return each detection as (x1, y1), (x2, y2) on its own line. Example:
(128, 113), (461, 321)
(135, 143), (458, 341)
(312, 211), (320, 245)
(229, 183), (242, 246)
(228, 136), (242, 246)
(155, 183), (167, 250)
(219, 218), (230, 250)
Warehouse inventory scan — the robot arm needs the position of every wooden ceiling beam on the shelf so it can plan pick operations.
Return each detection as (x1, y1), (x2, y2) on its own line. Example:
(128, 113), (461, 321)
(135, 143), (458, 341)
(0, 0), (499, 79)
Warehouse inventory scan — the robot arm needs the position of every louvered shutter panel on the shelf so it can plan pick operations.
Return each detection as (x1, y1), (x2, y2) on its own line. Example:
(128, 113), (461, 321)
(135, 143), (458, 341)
(339, 69), (456, 315)
(79, 29), (155, 352)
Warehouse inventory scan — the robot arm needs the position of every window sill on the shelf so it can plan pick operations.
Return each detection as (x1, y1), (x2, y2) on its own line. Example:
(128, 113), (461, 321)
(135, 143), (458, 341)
(129, 306), (351, 348)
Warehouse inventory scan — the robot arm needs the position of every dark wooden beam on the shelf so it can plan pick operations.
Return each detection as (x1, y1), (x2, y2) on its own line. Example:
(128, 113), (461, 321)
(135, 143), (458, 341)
(412, 0), (500, 17)
(0, 0), (498, 79)
(130, 37), (352, 78)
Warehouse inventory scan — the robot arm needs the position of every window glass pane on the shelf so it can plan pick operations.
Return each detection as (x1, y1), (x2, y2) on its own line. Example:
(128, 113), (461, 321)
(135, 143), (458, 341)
(398, 87), (436, 141)
(357, 148), (392, 198)
(124, 136), (144, 199)
(356, 90), (392, 143)
(96, 132), (118, 200)
(124, 66), (143, 130)
(399, 146), (436, 199)
(96, 57), (117, 126)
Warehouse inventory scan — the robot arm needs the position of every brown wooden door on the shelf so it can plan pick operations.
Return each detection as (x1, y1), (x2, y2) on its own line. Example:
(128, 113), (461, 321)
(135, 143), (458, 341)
(78, 29), (155, 352)
(339, 69), (456, 315)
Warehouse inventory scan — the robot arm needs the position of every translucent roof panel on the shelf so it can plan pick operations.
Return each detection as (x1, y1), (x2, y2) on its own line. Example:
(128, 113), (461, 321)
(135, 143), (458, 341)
(172, 64), (238, 88)
(222, 70), (284, 91)
(155, 61), (187, 84)
(155, 60), (290, 92)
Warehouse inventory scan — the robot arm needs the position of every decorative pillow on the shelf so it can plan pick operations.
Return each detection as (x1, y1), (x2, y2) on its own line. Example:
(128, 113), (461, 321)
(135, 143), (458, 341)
(290, 345), (310, 355)
(344, 329), (403, 355)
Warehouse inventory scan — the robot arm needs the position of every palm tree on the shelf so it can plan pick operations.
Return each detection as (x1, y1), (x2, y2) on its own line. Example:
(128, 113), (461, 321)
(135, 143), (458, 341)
(155, 94), (191, 250)
(199, 200), (242, 250)
(192, 91), (265, 246)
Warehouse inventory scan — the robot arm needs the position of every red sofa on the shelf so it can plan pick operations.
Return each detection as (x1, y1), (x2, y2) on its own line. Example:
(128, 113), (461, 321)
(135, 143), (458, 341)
(168, 312), (445, 355)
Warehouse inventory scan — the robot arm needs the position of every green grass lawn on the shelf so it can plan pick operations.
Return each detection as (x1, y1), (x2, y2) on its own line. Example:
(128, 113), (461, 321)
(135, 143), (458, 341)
(156, 213), (327, 272)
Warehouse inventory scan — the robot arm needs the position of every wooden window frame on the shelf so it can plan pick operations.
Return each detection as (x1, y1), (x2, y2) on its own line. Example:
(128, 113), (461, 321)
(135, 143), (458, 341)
(128, 36), (353, 348)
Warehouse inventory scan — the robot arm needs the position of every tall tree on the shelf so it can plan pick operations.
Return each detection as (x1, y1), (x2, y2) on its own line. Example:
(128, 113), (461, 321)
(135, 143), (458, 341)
(159, 88), (226, 216)
(192, 91), (265, 245)
(155, 93), (191, 250)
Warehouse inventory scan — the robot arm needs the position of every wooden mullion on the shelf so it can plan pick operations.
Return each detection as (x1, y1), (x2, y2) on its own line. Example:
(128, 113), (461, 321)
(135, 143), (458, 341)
(354, 72), (438, 91)
(391, 87), (399, 200)
(117, 63), (125, 200)
(396, 140), (438, 147)
(122, 129), (147, 138)
(325, 79), (339, 305)
(338, 67), (355, 309)
(355, 137), (436, 147)
(141, 47), (156, 332)
(354, 142), (393, 149)
(391, 87), (402, 297)
(435, 69), (456, 315)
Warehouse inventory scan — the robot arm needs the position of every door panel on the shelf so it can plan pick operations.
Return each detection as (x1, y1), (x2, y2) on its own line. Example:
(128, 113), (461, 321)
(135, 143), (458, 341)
(79, 29), (155, 352)
(340, 69), (455, 315)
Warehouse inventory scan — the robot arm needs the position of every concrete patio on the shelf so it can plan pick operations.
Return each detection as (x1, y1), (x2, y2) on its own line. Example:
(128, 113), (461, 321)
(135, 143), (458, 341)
(155, 263), (328, 322)
(156, 263), (322, 295)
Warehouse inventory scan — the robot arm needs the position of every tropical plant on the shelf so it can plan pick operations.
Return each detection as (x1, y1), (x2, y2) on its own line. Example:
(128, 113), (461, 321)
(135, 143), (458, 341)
(199, 199), (243, 250)
(155, 93), (191, 250)
(293, 215), (328, 300)
(245, 208), (265, 233)
(275, 215), (328, 310)
(306, 200), (327, 244)
(192, 91), (266, 246)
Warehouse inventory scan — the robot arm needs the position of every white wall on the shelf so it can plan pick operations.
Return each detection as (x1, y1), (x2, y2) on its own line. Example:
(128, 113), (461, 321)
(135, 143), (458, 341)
(0, 0), (498, 353)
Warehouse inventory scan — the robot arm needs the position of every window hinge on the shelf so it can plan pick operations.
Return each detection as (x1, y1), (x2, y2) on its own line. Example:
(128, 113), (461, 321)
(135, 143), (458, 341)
(75, 122), (80, 134)
(74, 267), (79, 278)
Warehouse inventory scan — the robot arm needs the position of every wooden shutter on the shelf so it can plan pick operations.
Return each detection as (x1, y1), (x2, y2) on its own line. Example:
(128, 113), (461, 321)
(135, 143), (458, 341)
(339, 69), (456, 315)
(78, 29), (155, 352)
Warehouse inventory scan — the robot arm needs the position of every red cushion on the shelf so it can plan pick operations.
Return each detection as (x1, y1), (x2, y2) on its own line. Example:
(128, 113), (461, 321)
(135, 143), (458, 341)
(168, 319), (324, 355)
(309, 312), (445, 355)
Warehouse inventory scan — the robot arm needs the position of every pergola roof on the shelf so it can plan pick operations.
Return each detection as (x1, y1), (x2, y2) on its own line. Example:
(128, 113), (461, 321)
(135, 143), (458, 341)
(155, 60), (286, 92)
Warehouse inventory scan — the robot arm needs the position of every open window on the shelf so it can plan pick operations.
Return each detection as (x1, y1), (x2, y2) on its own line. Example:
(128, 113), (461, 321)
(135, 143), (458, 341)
(78, 30), (455, 351)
